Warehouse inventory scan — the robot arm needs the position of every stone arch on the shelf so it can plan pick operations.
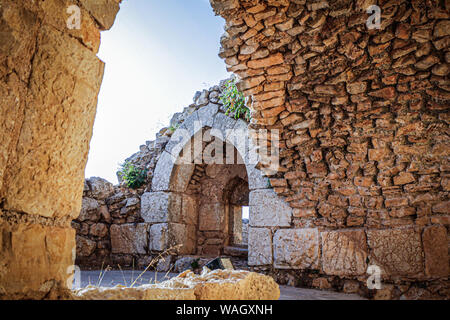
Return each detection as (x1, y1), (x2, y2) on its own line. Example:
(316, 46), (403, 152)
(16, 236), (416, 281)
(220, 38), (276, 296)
(140, 108), (292, 259)
(150, 106), (268, 193)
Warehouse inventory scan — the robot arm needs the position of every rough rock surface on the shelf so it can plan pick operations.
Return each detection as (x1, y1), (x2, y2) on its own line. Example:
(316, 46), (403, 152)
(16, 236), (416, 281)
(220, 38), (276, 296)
(110, 223), (149, 255)
(1, 0), (449, 300)
(0, 0), (120, 299)
(273, 228), (320, 269)
(367, 227), (423, 276)
(72, 269), (280, 300)
(209, 0), (449, 299)
(248, 227), (272, 266)
(321, 229), (368, 276)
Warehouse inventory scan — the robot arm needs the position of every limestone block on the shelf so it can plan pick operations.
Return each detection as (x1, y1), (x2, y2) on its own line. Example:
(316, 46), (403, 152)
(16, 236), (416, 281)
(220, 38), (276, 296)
(422, 225), (448, 277)
(246, 164), (269, 190)
(174, 257), (199, 273)
(249, 189), (292, 227)
(149, 223), (169, 251)
(197, 103), (219, 127)
(172, 223), (196, 255)
(78, 0), (121, 30)
(248, 227), (272, 266)
(149, 223), (195, 254)
(77, 197), (100, 222)
(274, 228), (320, 269)
(321, 229), (368, 276)
(87, 177), (114, 199)
(151, 151), (175, 191)
(0, 2), (40, 82)
(367, 227), (424, 276)
(141, 192), (182, 224)
(212, 112), (237, 141)
(155, 255), (173, 272)
(199, 203), (225, 231)
(169, 164), (195, 192)
(224, 118), (249, 161)
(182, 194), (198, 225)
(110, 223), (149, 255)
(2, 25), (104, 219)
(37, 0), (101, 53)
(76, 235), (96, 257)
(0, 222), (75, 299)
(73, 269), (280, 300)
(165, 111), (200, 157)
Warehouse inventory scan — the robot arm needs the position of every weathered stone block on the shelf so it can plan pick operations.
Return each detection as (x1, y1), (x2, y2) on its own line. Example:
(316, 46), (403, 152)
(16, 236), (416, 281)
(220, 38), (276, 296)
(197, 103), (219, 127)
(422, 225), (449, 278)
(212, 112), (237, 140)
(149, 223), (194, 254)
(87, 177), (114, 199)
(273, 228), (320, 269)
(182, 194), (198, 225)
(321, 229), (368, 276)
(76, 235), (96, 257)
(199, 203), (225, 231)
(169, 164), (195, 192)
(73, 269), (280, 300)
(78, 197), (100, 222)
(248, 227), (272, 266)
(3, 25), (104, 219)
(249, 189), (292, 227)
(149, 223), (168, 252)
(165, 111), (200, 158)
(367, 227), (423, 276)
(89, 223), (108, 238)
(0, 222), (75, 298)
(78, 0), (121, 30)
(141, 192), (181, 224)
(151, 151), (175, 191)
(110, 223), (149, 254)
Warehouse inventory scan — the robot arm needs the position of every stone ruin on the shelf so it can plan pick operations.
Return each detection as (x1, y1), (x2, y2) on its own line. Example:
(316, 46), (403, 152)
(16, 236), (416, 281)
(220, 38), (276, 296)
(73, 80), (259, 271)
(0, 0), (449, 300)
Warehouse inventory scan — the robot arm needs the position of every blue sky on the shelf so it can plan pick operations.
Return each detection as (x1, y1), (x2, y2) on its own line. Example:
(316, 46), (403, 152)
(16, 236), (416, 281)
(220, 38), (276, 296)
(85, 0), (230, 183)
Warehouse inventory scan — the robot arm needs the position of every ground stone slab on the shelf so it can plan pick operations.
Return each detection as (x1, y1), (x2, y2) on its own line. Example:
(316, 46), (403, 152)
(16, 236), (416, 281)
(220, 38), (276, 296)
(72, 269), (280, 300)
(274, 228), (320, 269)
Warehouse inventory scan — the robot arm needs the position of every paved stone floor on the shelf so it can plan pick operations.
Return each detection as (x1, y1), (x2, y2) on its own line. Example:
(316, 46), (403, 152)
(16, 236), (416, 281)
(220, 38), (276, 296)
(75, 270), (365, 300)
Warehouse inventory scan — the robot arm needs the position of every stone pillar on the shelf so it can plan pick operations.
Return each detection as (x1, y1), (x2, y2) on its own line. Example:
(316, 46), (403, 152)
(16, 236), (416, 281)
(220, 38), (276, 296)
(0, 0), (120, 299)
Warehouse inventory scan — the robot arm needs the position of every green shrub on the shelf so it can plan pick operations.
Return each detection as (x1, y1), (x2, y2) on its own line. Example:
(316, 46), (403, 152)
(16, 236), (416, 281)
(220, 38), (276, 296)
(118, 161), (148, 189)
(220, 78), (250, 122)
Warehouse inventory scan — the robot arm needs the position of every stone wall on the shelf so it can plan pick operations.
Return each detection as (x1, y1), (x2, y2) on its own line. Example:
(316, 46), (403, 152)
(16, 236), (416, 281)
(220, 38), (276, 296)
(73, 80), (253, 270)
(210, 0), (449, 299)
(1, 0), (448, 300)
(0, 0), (121, 299)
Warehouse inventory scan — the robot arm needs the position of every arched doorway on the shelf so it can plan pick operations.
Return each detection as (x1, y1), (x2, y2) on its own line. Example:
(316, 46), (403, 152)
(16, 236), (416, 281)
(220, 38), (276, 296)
(140, 106), (269, 260)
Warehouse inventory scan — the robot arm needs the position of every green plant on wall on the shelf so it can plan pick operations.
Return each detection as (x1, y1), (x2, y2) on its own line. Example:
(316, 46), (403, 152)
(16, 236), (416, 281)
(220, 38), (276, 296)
(220, 78), (251, 122)
(118, 161), (148, 189)
(168, 123), (179, 133)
